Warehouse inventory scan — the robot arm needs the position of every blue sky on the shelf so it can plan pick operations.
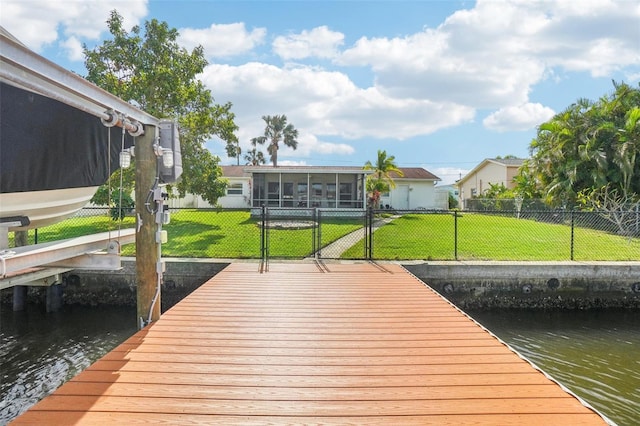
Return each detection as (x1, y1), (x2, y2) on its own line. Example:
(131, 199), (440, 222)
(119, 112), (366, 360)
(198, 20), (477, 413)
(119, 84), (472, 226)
(2, 0), (639, 184)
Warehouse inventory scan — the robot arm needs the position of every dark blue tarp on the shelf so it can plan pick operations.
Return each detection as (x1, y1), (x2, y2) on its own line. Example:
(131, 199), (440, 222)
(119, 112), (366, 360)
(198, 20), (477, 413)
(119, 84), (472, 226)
(1, 82), (133, 193)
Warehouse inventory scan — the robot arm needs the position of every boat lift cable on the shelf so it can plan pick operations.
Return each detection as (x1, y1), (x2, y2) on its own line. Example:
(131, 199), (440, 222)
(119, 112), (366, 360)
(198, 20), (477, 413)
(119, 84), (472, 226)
(117, 124), (127, 243)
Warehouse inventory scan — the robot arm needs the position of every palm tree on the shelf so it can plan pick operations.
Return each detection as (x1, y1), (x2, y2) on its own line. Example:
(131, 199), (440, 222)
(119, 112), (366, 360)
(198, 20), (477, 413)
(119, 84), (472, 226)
(251, 115), (298, 167)
(244, 148), (266, 166)
(364, 150), (404, 208)
(364, 150), (404, 188)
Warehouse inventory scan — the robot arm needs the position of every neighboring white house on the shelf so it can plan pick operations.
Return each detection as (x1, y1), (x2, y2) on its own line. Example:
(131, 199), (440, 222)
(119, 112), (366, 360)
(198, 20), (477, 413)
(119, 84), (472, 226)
(172, 165), (447, 211)
(456, 158), (524, 209)
(217, 165), (252, 208)
(378, 168), (446, 210)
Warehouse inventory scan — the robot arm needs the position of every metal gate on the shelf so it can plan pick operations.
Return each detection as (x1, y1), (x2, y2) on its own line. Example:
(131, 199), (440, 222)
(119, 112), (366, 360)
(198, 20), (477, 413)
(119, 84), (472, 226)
(259, 207), (372, 264)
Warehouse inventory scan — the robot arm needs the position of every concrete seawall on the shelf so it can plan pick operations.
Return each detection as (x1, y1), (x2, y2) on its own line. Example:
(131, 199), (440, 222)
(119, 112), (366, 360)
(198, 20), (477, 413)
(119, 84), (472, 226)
(1, 258), (229, 312)
(404, 261), (640, 309)
(2, 259), (639, 310)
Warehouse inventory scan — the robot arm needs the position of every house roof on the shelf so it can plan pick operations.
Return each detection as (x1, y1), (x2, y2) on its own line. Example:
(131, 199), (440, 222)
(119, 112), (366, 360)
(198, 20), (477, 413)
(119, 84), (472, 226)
(491, 158), (525, 166)
(456, 158), (525, 186)
(240, 165), (374, 175)
(222, 165), (440, 181)
(221, 165), (247, 177)
(390, 167), (440, 181)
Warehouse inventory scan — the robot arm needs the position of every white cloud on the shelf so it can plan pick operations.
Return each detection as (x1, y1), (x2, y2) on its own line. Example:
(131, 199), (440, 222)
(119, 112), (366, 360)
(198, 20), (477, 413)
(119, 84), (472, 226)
(200, 62), (475, 148)
(483, 103), (556, 132)
(337, 0), (640, 110)
(294, 135), (355, 158)
(178, 23), (266, 59)
(273, 26), (344, 60)
(0, 0), (148, 54)
(59, 36), (84, 62)
(430, 166), (471, 186)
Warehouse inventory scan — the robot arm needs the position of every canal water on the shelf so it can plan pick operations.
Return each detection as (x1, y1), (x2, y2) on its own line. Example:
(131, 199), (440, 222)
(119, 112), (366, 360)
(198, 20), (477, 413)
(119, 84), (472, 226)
(468, 308), (640, 426)
(1, 305), (639, 425)
(1, 305), (137, 424)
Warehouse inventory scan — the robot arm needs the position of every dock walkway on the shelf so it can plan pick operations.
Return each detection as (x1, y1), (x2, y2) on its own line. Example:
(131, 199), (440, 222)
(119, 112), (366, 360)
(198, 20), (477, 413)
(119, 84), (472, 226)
(12, 262), (607, 425)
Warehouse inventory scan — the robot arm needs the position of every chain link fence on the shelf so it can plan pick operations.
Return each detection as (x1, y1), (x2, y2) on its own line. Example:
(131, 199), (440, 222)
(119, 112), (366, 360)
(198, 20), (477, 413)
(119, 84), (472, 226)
(7, 206), (639, 261)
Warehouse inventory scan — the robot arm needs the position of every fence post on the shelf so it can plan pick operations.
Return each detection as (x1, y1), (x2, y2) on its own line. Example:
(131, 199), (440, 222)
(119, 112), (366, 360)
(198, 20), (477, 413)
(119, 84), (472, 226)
(314, 208), (320, 259)
(454, 210), (459, 260)
(363, 208), (368, 259)
(367, 207), (374, 260)
(570, 209), (575, 261)
(260, 205), (266, 262)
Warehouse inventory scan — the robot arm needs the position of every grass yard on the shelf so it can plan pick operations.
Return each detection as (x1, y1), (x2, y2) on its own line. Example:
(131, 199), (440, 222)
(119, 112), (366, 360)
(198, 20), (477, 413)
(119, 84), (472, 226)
(29, 214), (137, 243)
(341, 212), (640, 261)
(31, 209), (363, 259)
(25, 209), (639, 261)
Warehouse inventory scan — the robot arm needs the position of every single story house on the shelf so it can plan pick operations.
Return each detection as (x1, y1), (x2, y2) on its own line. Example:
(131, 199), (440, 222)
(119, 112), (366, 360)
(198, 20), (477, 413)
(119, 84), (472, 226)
(378, 168), (446, 210)
(456, 158), (524, 209)
(174, 165), (447, 211)
(221, 165), (372, 210)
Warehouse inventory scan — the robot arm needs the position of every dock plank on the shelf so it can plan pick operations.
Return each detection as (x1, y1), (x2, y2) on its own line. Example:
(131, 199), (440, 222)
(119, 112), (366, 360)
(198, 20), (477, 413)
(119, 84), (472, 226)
(11, 262), (606, 425)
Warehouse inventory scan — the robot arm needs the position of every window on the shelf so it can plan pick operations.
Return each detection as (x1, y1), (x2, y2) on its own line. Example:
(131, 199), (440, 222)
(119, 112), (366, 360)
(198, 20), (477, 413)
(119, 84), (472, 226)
(297, 183), (308, 207)
(311, 183), (323, 207)
(326, 183), (336, 208)
(227, 183), (243, 195)
(339, 183), (352, 207)
(252, 174), (265, 207)
(267, 181), (280, 206)
(283, 182), (294, 207)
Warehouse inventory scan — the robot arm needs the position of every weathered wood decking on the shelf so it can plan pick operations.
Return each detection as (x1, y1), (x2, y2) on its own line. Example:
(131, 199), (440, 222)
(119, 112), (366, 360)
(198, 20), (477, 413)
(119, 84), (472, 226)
(12, 262), (606, 425)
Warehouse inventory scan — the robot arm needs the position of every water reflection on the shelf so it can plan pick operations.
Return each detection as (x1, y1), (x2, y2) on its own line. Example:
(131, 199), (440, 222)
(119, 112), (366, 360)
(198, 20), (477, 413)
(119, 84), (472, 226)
(468, 309), (640, 426)
(0, 305), (137, 423)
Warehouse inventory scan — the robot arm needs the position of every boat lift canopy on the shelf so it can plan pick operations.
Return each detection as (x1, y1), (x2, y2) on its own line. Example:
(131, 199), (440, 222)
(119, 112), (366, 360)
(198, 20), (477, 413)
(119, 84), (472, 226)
(0, 26), (159, 132)
(0, 27), (157, 287)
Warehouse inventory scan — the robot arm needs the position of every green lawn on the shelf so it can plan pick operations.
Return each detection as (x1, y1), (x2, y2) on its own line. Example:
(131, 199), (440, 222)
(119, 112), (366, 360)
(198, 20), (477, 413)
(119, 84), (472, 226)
(27, 210), (639, 261)
(342, 213), (639, 261)
(30, 210), (362, 259)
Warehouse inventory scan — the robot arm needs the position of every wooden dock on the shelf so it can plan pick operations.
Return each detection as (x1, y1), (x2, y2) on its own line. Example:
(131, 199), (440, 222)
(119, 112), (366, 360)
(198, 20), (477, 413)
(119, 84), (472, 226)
(12, 262), (607, 425)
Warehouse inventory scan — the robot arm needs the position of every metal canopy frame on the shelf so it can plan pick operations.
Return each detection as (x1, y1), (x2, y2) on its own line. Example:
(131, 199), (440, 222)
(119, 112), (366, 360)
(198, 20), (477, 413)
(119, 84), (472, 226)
(0, 26), (159, 128)
(0, 230), (135, 289)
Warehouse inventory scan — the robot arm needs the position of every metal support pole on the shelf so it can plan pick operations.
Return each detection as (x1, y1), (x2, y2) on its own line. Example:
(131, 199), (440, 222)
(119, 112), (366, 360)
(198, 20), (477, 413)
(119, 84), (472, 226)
(13, 286), (27, 311)
(45, 282), (63, 312)
(12, 230), (28, 311)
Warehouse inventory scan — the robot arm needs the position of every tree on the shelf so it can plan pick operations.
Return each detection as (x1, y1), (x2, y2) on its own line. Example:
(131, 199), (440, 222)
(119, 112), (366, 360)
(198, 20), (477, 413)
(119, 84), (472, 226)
(578, 184), (640, 240)
(523, 81), (640, 207)
(225, 137), (242, 165)
(364, 150), (404, 208)
(251, 115), (298, 167)
(365, 178), (387, 209)
(244, 148), (266, 166)
(84, 10), (238, 205)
